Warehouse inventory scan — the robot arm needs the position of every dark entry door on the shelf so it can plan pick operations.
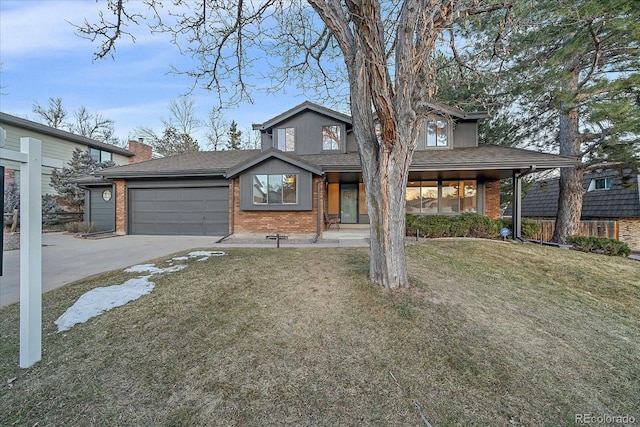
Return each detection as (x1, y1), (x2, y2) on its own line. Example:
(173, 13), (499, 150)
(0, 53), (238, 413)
(340, 184), (358, 224)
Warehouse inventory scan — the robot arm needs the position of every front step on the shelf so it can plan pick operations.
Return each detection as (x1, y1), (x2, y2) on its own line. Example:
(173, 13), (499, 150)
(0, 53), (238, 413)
(322, 229), (370, 240)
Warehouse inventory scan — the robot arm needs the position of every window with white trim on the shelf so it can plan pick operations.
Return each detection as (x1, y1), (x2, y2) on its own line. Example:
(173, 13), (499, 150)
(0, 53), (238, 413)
(277, 128), (295, 152)
(322, 125), (341, 150)
(588, 177), (612, 191)
(253, 174), (298, 204)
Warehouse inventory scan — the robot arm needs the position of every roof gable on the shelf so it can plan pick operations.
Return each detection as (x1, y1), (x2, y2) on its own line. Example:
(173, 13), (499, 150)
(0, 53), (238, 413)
(252, 101), (352, 131)
(226, 148), (323, 177)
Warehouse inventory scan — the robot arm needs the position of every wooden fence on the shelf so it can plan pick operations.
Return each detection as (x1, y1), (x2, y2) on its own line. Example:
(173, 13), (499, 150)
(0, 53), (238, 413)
(4, 210), (83, 230)
(529, 219), (618, 242)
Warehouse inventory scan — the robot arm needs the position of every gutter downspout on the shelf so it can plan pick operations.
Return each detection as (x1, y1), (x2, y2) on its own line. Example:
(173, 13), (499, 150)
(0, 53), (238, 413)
(314, 179), (323, 243)
(218, 178), (236, 243)
(230, 178), (235, 236)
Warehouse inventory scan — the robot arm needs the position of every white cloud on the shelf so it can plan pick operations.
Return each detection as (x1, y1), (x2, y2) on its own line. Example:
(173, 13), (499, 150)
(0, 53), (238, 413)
(0, 0), (168, 58)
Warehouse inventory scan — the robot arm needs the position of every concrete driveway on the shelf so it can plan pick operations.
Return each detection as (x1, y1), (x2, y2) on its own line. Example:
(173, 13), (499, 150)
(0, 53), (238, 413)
(0, 233), (222, 308)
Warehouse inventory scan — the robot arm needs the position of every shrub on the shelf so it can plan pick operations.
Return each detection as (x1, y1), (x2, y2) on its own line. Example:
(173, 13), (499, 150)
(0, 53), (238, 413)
(567, 235), (631, 257)
(65, 221), (99, 234)
(407, 213), (505, 239)
(499, 217), (541, 239)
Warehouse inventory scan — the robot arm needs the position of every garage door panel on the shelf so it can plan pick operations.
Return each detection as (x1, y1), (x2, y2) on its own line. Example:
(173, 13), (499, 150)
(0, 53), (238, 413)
(130, 187), (229, 235)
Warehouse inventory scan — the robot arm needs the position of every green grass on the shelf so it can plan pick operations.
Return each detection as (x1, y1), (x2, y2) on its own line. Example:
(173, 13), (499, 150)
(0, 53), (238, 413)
(1, 240), (639, 426)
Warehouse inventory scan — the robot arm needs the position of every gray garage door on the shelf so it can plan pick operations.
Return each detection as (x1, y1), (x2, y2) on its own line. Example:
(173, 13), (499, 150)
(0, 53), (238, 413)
(129, 187), (229, 235)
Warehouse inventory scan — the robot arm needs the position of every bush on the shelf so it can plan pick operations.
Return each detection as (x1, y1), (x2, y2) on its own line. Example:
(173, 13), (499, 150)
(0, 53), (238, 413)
(498, 217), (541, 239)
(65, 221), (99, 234)
(407, 213), (505, 239)
(567, 235), (631, 257)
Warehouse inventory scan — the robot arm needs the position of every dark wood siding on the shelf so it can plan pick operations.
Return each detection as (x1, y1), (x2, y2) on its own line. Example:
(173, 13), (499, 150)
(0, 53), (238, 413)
(88, 187), (115, 231)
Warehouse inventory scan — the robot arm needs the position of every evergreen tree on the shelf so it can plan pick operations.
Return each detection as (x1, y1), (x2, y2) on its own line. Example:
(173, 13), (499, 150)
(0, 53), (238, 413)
(466, 0), (640, 243)
(227, 120), (242, 150)
(50, 148), (115, 211)
(153, 126), (200, 157)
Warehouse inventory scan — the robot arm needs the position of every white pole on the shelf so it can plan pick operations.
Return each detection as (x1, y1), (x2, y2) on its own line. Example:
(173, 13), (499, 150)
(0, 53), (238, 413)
(19, 137), (42, 368)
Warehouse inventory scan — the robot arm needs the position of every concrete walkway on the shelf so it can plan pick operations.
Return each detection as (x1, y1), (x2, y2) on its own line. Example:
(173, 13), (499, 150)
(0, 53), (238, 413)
(0, 232), (369, 308)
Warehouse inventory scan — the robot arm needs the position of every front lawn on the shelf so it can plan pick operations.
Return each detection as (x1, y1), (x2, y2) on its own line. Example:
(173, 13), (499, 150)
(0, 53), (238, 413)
(1, 240), (638, 426)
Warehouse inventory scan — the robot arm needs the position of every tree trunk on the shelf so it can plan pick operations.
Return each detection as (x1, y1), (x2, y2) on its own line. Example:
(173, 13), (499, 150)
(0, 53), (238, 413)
(347, 54), (415, 289)
(359, 129), (412, 289)
(552, 67), (583, 244)
(553, 166), (584, 243)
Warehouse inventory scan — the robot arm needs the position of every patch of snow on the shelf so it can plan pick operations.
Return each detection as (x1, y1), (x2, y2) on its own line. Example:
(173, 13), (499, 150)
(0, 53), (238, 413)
(186, 250), (226, 262)
(124, 264), (187, 274)
(55, 276), (155, 332)
(54, 251), (226, 332)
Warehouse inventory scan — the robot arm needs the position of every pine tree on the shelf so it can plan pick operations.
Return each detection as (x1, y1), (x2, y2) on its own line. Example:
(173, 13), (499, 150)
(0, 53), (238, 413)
(50, 148), (115, 211)
(227, 120), (243, 150)
(466, 0), (640, 243)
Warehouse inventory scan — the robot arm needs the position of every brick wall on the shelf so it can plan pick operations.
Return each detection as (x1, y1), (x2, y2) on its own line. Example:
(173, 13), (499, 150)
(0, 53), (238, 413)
(232, 176), (322, 235)
(618, 218), (640, 252)
(484, 179), (501, 219)
(114, 179), (127, 234)
(127, 140), (153, 163)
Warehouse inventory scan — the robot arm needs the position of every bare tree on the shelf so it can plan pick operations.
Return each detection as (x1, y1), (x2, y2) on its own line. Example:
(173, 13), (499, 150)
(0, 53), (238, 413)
(69, 105), (120, 144)
(32, 97), (68, 129)
(164, 96), (200, 136)
(76, 0), (507, 289)
(204, 107), (228, 151)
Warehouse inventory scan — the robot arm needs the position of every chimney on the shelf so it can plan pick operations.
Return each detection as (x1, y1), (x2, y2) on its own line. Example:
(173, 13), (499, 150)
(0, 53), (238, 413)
(128, 140), (153, 163)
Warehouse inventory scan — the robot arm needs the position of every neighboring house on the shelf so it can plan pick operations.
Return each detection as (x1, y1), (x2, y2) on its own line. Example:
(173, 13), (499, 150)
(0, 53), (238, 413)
(80, 101), (577, 236)
(0, 112), (151, 194)
(516, 168), (640, 251)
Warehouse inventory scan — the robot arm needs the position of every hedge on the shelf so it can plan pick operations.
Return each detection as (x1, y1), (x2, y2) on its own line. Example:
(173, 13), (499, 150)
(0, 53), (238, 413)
(406, 213), (541, 240)
(567, 235), (631, 257)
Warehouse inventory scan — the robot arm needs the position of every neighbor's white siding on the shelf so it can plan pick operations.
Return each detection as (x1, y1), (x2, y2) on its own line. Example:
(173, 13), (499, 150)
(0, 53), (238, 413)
(0, 120), (129, 194)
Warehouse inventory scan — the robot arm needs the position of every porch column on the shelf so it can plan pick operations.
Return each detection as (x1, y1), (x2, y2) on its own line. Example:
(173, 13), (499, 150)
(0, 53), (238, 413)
(512, 170), (522, 240)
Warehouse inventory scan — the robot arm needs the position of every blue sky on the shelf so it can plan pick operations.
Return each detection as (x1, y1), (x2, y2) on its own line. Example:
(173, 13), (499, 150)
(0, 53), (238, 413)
(0, 0), (317, 148)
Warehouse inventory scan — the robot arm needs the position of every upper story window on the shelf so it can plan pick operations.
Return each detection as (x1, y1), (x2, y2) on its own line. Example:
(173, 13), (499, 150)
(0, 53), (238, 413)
(90, 147), (112, 163)
(588, 177), (612, 191)
(277, 127), (295, 152)
(322, 125), (341, 150)
(426, 119), (448, 147)
(253, 174), (298, 205)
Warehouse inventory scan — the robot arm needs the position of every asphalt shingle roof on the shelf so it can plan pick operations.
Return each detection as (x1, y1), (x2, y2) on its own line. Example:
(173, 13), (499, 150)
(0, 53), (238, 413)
(519, 169), (640, 219)
(95, 144), (577, 180)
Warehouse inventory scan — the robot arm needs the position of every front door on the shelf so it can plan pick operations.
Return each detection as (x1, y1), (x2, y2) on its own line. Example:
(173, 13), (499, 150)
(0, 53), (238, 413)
(340, 184), (358, 224)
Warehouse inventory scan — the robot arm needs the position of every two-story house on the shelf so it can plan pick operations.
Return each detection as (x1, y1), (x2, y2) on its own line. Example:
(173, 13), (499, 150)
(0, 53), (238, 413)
(80, 101), (577, 236)
(0, 112), (146, 194)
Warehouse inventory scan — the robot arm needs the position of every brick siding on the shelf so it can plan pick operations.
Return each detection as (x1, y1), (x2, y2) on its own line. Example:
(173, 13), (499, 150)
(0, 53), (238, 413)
(618, 218), (640, 252)
(484, 179), (501, 219)
(114, 179), (127, 234)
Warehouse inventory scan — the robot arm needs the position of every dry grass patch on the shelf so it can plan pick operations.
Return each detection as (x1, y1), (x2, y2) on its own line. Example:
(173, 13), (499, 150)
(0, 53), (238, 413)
(1, 241), (638, 426)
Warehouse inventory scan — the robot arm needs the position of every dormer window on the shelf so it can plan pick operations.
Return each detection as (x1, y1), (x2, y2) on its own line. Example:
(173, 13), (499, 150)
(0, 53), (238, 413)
(588, 177), (612, 191)
(277, 127), (295, 152)
(426, 119), (448, 147)
(322, 125), (341, 150)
